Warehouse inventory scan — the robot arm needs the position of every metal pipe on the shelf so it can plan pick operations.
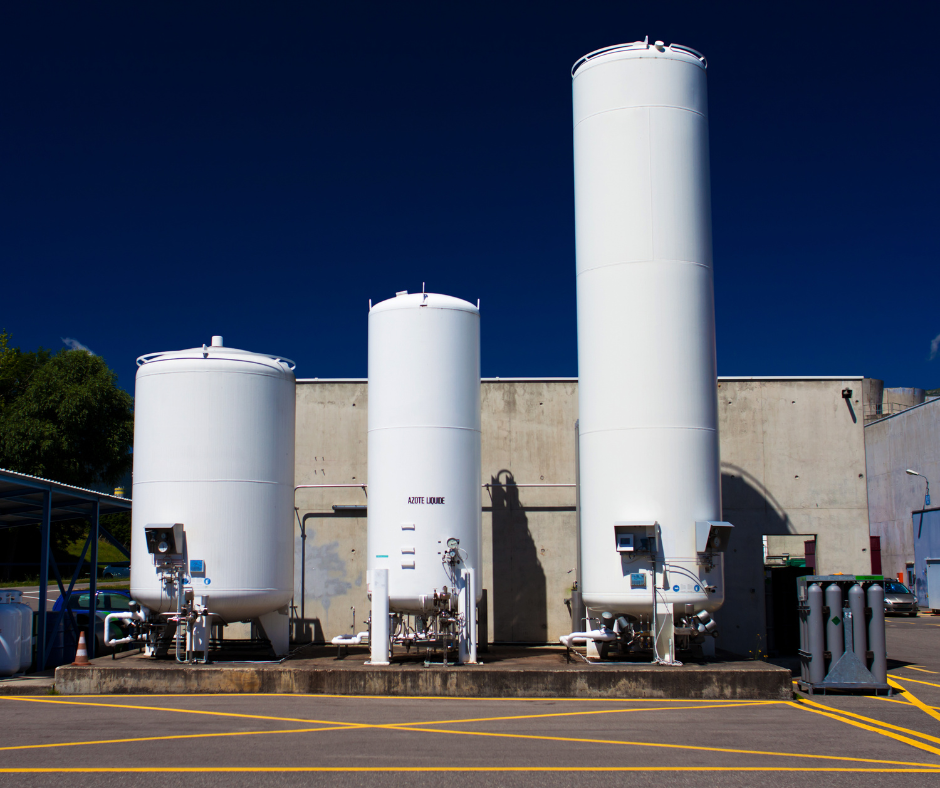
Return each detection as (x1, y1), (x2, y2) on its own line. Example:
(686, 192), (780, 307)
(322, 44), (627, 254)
(295, 484), (368, 489)
(104, 612), (144, 647)
(651, 557), (658, 662)
(482, 483), (575, 488)
(573, 419), (584, 630)
(558, 629), (618, 647)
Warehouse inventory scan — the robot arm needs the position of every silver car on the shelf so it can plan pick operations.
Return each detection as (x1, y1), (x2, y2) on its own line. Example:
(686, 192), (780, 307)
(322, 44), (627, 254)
(884, 581), (918, 616)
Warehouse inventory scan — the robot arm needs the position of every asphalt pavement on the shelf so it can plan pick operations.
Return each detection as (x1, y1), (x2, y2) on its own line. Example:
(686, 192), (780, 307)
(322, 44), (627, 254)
(2, 612), (939, 787)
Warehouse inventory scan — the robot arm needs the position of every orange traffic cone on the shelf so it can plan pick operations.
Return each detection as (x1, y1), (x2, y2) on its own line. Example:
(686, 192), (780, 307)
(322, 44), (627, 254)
(72, 631), (90, 666)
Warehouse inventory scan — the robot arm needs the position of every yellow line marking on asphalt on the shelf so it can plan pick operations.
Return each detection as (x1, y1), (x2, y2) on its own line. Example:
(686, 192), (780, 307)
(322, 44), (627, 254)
(889, 676), (940, 691)
(1, 767), (938, 774)
(0, 727), (356, 753)
(796, 698), (940, 746)
(3, 696), (924, 768)
(889, 678), (940, 725)
(376, 722), (931, 768)
(44, 692), (772, 704)
(789, 701), (940, 759)
(871, 695), (928, 710)
(0, 696), (365, 728)
(395, 700), (782, 727)
(1, 695), (776, 732)
(904, 667), (940, 674)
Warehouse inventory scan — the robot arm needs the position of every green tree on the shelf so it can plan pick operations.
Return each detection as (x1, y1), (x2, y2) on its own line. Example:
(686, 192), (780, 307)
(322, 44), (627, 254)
(0, 331), (133, 487)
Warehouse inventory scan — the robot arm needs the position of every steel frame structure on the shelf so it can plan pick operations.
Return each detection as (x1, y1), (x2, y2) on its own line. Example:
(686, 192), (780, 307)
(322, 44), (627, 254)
(0, 468), (132, 669)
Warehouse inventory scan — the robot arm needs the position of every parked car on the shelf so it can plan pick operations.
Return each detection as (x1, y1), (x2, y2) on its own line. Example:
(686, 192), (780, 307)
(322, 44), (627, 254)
(101, 563), (130, 579)
(883, 581), (918, 616)
(51, 590), (135, 654)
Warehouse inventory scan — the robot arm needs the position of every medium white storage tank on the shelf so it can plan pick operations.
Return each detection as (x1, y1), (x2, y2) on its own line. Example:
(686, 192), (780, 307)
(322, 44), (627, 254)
(572, 41), (728, 620)
(4, 591), (33, 671)
(0, 595), (23, 676)
(367, 292), (482, 614)
(130, 337), (296, 634)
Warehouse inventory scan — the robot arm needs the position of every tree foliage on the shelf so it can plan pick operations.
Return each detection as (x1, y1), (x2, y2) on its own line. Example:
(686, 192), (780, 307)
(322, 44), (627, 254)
(0, 331), (133, 487)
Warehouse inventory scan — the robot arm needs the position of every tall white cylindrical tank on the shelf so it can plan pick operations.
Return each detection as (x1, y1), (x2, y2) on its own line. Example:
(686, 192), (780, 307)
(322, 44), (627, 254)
(367, 292), (482, 613)
(572, 41), (725, 615)
(130, 337), (296, 623)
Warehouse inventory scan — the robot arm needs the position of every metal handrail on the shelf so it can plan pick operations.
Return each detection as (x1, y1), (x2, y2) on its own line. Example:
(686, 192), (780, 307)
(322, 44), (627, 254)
(572, 40), (648, 76)
(571, 39), (706, 77)
(137, 351), (296, 370)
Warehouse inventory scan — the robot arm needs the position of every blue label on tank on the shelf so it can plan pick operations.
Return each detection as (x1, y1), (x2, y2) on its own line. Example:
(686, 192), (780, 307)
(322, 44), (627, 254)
(694, 585), (700, 592)
(927, 494), (931, 506)
(673, 584), (680, 592)
(204, 578), (211, 585)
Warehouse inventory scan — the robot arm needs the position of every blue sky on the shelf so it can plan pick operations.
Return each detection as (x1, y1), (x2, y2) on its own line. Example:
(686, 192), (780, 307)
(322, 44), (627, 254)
(2, 2), (938, 391)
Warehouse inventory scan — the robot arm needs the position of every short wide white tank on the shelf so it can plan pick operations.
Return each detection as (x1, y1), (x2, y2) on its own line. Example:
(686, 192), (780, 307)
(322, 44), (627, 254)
(367, 292), (482, 613)
(572, 41), (725, 615)
(130, 337), (296, 623)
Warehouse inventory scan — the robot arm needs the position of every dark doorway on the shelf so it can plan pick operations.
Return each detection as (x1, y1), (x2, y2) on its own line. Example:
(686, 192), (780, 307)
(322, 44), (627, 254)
(766, 566), (811, 656)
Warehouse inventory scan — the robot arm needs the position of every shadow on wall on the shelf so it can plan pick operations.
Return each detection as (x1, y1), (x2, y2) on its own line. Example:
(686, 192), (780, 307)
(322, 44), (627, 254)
(489, 470), (548, 642)
(720, 464), (797, 658)
(721, 464), (791, 536)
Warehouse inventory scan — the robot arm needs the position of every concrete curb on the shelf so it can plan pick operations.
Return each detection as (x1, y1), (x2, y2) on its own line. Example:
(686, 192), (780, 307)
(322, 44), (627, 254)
(0, 678), (56, 696)
(55, 663), (792, 699)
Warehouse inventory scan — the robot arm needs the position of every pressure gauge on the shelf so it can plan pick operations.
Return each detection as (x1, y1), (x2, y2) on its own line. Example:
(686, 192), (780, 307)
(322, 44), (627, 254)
(446, 538), (459, 549)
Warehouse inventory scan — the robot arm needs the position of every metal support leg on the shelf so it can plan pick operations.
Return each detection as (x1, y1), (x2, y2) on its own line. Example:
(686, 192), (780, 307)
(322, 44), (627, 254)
(369, 569), (390, 665)
(458, 567), (477, 664)
(37, 492), (51, 671)
(88, 500), (99, 659)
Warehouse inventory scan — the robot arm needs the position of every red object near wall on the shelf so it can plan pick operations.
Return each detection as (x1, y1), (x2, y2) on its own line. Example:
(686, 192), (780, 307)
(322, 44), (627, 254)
(870, 536), (882, 575)
(805, 540), (816, 573)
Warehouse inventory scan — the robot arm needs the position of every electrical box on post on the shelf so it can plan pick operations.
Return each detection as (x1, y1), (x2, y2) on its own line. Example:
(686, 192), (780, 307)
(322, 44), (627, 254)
(695, 521), (733, 553)
(144, 523), (185, 557)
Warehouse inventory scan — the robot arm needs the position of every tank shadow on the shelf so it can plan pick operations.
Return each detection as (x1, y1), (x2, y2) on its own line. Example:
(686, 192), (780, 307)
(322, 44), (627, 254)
(720, 466), (801, 658)
(489, 470), (549, 643)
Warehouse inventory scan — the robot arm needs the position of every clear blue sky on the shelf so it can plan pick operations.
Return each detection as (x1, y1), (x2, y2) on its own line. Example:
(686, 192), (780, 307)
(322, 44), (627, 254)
(2, 2), (938, 392)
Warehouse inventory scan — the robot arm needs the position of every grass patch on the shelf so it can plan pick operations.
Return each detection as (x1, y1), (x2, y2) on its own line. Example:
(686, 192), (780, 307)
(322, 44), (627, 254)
(58, 536), (128, 565)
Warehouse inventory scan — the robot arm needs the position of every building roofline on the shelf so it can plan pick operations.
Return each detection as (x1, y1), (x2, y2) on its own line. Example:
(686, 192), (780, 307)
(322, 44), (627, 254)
(864, 395), (940, 427)
(298, 376), (865, 384)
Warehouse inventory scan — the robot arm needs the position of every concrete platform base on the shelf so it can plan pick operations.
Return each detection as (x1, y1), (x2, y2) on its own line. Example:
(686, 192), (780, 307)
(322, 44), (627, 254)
(54, 645), (791, 699)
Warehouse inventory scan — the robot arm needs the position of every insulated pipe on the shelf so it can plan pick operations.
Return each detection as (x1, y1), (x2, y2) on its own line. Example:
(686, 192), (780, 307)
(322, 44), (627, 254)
(370, 568), (390, 665)
(558, 629), (618, 648)
(807, 583), (825, 684)
(331, 632), (370, 646)
(825, 584), (844, 666)
(103, 612), (144, 647)
(867, 584), (887, 682)
(849, 583), (866, 658)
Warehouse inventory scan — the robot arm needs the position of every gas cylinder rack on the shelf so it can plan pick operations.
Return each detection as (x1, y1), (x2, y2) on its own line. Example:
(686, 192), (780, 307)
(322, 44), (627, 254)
(796, 575), (890, 695)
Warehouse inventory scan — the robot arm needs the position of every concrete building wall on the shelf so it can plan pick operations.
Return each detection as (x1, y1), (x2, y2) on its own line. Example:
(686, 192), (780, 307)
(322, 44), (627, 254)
(865, 398), (940, 582)
(292, 379), (579, 647)
(292, 377), (871, 657)
(718, 378), (871, 657)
